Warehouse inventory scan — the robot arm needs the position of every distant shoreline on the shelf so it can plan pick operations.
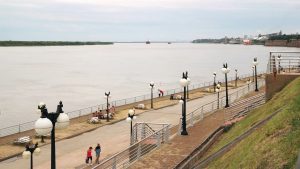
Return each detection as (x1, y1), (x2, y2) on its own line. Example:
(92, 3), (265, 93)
(0, 41), (114, 46)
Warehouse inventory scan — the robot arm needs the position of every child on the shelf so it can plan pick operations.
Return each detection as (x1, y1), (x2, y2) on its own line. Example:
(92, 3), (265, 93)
(86, 147), (93, 166)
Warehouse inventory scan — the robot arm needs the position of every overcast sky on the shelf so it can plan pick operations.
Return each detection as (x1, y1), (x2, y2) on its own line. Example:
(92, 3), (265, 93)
(0, 0), (299, 41)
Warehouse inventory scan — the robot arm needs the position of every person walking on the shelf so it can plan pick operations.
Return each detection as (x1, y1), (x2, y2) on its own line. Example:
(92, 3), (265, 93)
(94, 143), (101, 164)
(86, 147), (93, 166)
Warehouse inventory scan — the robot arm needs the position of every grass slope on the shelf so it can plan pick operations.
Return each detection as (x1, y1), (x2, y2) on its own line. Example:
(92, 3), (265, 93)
(205, 77), (300, 169)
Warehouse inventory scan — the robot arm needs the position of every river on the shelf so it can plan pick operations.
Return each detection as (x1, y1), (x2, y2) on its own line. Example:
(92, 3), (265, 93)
(0, 43), (299, 128)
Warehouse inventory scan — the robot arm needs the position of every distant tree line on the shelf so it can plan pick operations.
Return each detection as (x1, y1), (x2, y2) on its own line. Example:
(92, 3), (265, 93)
(269, 34), (300, 41)
(0, 41), (114, 46)
(192, 39), (224, 43)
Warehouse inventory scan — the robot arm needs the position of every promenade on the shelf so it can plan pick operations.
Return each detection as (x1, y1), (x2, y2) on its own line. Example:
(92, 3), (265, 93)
(0, 83), (257, 169)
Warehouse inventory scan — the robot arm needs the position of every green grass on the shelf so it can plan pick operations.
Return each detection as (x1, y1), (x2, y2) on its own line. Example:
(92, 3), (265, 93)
(204, 77), (300, 169)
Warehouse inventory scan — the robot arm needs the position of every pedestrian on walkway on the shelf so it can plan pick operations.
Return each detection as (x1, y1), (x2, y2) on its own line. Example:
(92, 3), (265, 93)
(94, 143), (101, 164)
(86, 147), (93, 166)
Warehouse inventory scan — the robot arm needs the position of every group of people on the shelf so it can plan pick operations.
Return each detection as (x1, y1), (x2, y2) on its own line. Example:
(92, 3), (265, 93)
(86, 143), (102, 166)
(92, 105), (116, 119)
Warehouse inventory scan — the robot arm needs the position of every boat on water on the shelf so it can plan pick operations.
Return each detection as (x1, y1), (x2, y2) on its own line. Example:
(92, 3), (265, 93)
(146, 40), (150, 44)
(168, 42), (171, 44)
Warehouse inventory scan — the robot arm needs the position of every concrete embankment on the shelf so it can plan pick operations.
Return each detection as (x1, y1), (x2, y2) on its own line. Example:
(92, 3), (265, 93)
(265, 39), (300, 48)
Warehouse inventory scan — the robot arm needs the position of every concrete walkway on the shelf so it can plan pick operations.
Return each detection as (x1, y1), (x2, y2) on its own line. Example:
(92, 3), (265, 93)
(0, 83), (258, 169)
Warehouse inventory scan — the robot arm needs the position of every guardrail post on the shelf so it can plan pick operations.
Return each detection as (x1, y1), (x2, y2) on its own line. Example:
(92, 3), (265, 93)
(164, 125), (169, 143)
(137, 143), (141, 159)
(112, 157), (117, 169)
(178, 118), (182, 135)
(190, 113), (194, 126)
(141, 123), (146, 139)
(156, 132), (161, 147)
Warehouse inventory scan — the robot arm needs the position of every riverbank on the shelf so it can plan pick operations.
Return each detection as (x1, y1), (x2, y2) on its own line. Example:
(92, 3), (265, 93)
(0, 41), (113, 46)
(265, 39), (300, 48)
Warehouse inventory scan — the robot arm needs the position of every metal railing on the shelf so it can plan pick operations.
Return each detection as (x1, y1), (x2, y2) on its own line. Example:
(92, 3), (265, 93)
(0, 72), (264, 137)
(178, 80), (265, 134)
(92, 123), (170, 169)
(267, 52), (300, 74)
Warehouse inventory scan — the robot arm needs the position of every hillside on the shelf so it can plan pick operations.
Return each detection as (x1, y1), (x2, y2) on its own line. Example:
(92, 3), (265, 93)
(203, 77), (300, 168)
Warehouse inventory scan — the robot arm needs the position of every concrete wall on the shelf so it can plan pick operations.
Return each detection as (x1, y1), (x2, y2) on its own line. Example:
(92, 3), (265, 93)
(266, 73), (300, 100)
(265, 40), (300, 48)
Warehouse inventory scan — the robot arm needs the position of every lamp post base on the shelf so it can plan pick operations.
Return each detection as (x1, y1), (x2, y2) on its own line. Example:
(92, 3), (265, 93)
(225, 104), (229, 108)
(255, 89), (259, 92)
(181, 130), (188, 135)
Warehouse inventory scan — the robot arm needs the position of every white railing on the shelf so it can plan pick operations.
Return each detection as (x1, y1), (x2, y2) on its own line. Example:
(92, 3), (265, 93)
(178, 80), (265, 134)
(92, 123), (170, 169)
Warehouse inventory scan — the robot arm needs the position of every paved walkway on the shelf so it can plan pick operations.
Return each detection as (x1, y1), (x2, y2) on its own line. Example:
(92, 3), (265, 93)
(0, 84), (258, 169)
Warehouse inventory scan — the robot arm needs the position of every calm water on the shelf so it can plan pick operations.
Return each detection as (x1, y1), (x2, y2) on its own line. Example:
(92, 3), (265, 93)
(0, 43), (299, 128)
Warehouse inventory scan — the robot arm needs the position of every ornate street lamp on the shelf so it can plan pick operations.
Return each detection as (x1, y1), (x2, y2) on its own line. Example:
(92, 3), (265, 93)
(126, 109), (137, 145)
(253, 57), (259, 92)
(277, 55), (281, 74)
(246, 78), (251, 92)
(252, 66), (255, 82)
(149, 82), (155, 109)
(213, 72), (217, 92)
(216, 83), (221, 109)
(105, 91), (111, 122)
(22, 142), (41, 169)
(221, 63), (230, 108)
(179, 72), (189, 135)
(235, 69), (238, 88)
(35, 101), (69, 169)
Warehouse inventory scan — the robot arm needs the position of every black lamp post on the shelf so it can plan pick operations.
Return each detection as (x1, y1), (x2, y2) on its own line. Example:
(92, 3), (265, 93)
(252, 66), (255, 82)
(35, 101), (69, 169)
(253, 57), (259, 92)
(22, 143), (40, 169)
(277, 55), (281, 74)
(126, 109), (136, 145)
(221, 63), (230, 108)
(235, 69), (238, 88)
(105, 91), (111, 122)
(149, 82), (155, 109)
(216, 83), (221, 109)
(179, 72), (189, 135)
(213, 72), (217, 92)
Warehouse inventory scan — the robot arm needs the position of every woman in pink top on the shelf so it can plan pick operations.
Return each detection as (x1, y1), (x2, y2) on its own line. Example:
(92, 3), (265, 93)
(86, 147), (93, 165)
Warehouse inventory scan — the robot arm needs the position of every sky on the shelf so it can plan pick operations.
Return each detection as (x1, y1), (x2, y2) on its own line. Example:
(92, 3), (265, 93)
(0, 0), (299, 41)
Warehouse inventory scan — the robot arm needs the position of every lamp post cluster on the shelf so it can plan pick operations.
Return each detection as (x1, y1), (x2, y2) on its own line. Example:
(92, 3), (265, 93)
(126, 109), (137, 145)
(149, 81), (155, 109)
(34, 101), (69, 169)
(179, 71), (190, 135)
(253, 57), (259, 92)
(221, 63), (230, 108)
(22, 143), (41, 169)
